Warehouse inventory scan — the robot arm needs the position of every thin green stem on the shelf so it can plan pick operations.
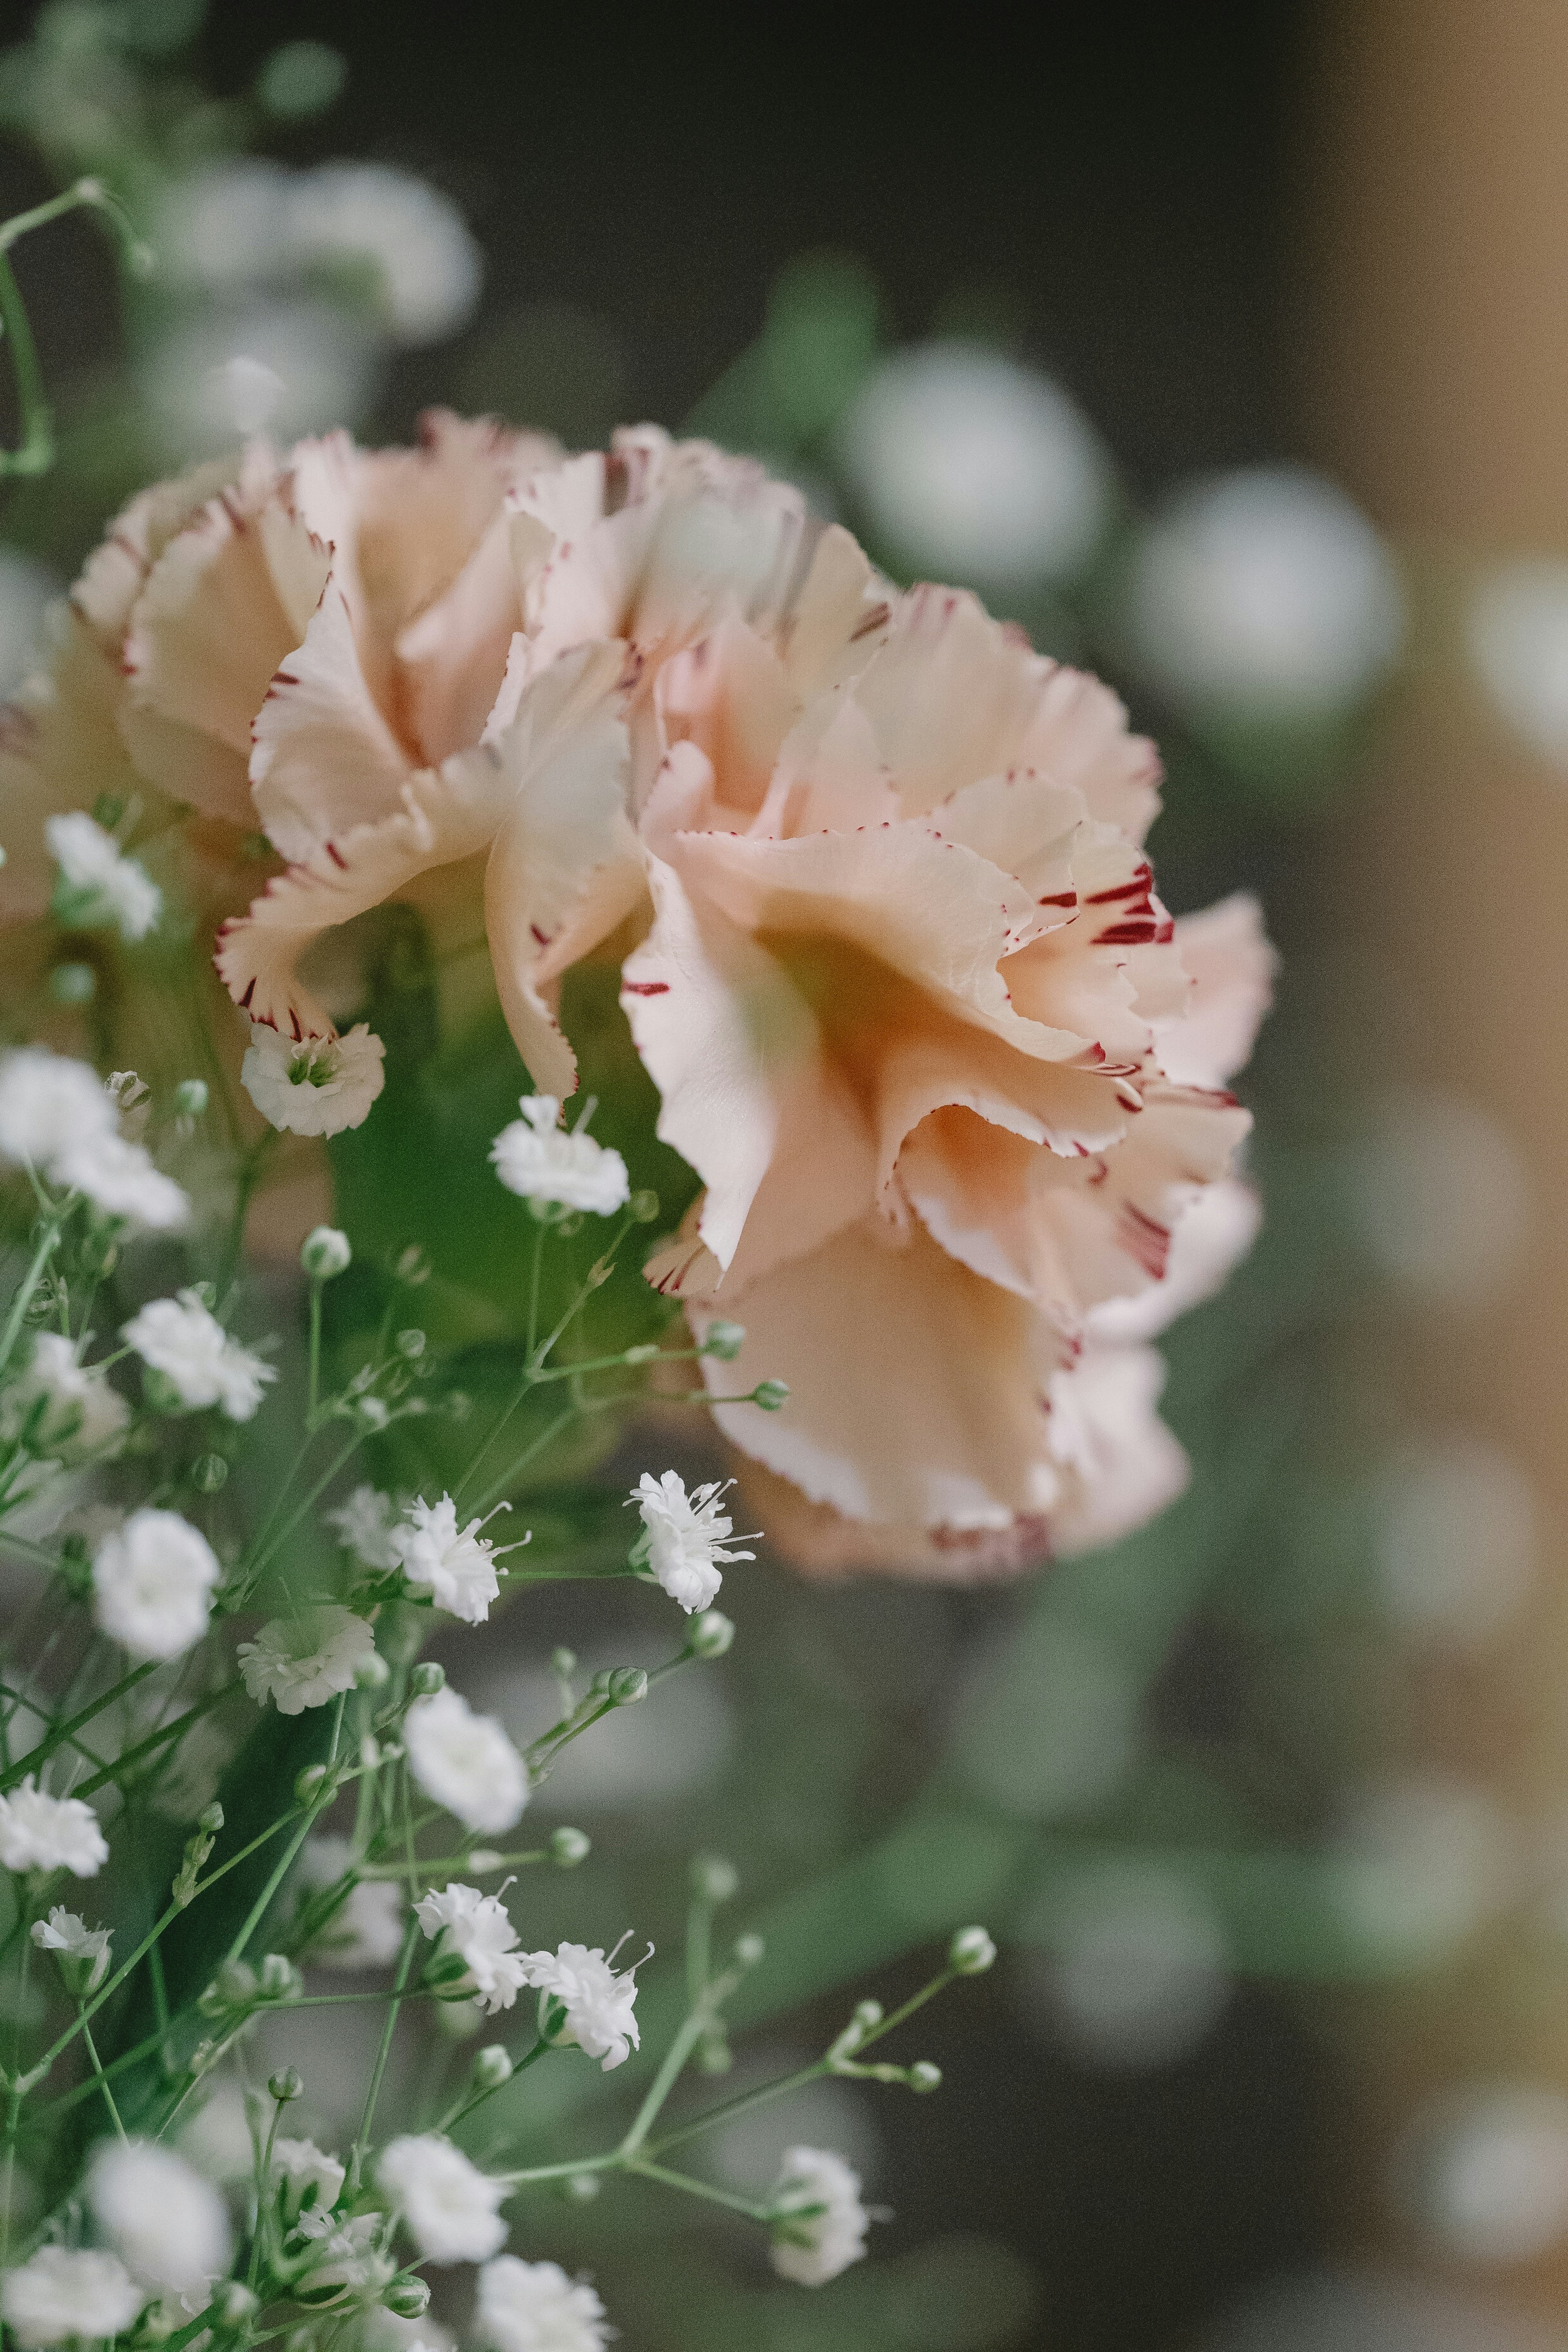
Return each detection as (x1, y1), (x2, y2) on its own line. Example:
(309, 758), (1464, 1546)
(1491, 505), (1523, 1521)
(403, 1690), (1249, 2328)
(623, 2156), (775, 2223)
(0, 1219), (60, 1378)
(0, 1659), (160, 1793)
(307, 1281), (323, 1423)
(78, 2013), (127, 2142)
(619, 2009), (708, 2158)
(350, 1910), (422, 2191)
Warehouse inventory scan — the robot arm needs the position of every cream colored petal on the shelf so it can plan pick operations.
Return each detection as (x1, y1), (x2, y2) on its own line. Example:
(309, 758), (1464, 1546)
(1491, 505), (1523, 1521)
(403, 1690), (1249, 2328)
(1011, 661), (1163, 844)
(394, 510), (523, 764)
(1043, 1341), (1190, 1557)
(776, 521), (893, 699)
(0, 616), (143, 918)
(924, 763), (1087, 900)
(751, 693), (898, 837)
(1087, 1177), (1262, 1344)
(656, 618), (800, 819)
(248, 584), (415, 860)
(116, 703), (253, 829)
(1158, 891), (1277, 1086)
(72, 453), (247, 648)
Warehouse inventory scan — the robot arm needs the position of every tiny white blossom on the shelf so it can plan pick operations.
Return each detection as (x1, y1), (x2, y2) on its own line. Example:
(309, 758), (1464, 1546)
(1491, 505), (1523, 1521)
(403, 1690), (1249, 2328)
(298, 1835), (406, 1968)
(293, 2209), (393, 2294)
(106, 1071), (151, 1140)
(377, 2135), (508, 2265)
(0, 2246), (143, 2347)
(122, 1290), (276, 1421)
(238, 1606), (374, 1715)
(0, 1332), (129, 1462)
(88, 2138), (232, 2296)
(404, 1688), (528, 1835)
(477, 2255), (611, 2352)
(769, 2146), (871, 2286)
(390, 1494), (513, 1623)
(415, 1882), (528, 2015)
(46, 811), (161, 941)
(0, 1048), (115, 1172)
(92, 1508), (221, 1662)
(490, 1096), (629, 1216)
(55, 1132), (190, 1232)
(629, 1470), (756, 1613)
(241, 1021), (386, 1136)
(326, 1484), (403, 1571)
(272, 2136), (345, 2223)
(29, 1905), (111, 1994)
(516, 1938), (645, 2072)
(0, 1777), (108, 1878)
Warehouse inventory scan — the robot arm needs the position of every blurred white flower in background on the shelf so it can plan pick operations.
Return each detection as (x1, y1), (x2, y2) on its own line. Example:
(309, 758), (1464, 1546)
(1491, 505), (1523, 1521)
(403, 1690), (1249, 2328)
(139, 301), (382, 459)
(1327, 1775), (1517, 1970)
(88, 2137), (232, 2297)
(0, 548), (59, 699)
(1394, 2082), (1568, 2265)
(1127, 466), (1404, 716)
(1017, 1862), (1232, 2070)
(1467, 557), (1568, 771)
(1370, 1437), (1537, 1645)
(836, 341), (1112, 590)
(465, 1643), (731, 1816)
(1344, 1085), (1529, 1310)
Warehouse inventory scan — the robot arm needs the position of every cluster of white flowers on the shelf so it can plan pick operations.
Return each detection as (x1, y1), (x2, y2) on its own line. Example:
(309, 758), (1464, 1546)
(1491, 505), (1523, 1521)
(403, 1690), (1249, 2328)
(238, 1605), (375, 1714)
(241, 1020), (386, 1136)
(122, 1289), (276, 1420)
(0, 1050), (188, 1232)
(630, 1470), (756, 1613)
(0, 2246), (143, 2348)
(29, 1905), (111, 1995)
(390, 1493), (510, 1623)
(403, 1686), (528, 1833)
(415, 1880), (528, 2014)
(0, 1777), (107, 1878)
(45, 811), (161, 941)
(490, 1097), (630, 1217)
(518, 1937), (645, 2072)
(378, 2134), (508, 2265)
(87, 2137), (233, 2297)
(272, 2137), (346, 2224)
(477, 2255), (610, 2352)
(0, 1331), (129, 1463)
(298, 1835), (405, 1968)
(91, 1507), (221, 1661)
(769, 2145), (872, 2286)
(327, 1482), (403, 1570)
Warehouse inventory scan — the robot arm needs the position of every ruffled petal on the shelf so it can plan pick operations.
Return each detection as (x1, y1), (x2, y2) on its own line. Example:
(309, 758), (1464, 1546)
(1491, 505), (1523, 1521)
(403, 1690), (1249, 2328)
(248, 583), (416, 860)
(1157, 892), (1277, 1086)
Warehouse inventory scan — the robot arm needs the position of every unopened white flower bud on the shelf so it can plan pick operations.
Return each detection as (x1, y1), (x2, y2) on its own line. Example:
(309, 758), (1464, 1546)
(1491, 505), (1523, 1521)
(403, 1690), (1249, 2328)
(173, 1079), (208, 1117)
(949, 1924), (997, 1976)
(210, 2282), (258, 2328)
(733, 1932), (765, 1969)
(409, 1661), (445, 1697)
(381, 2275), (431, 2319)
(752, 1378), (790, 1411)
(689, 1609), (735, 1658)
(908, 2061), (943, 2093)
(466, 1849), (504, 1875)
(606, 1666), (647, 1706)
(259, 1953), (301, 2001)
(691, 1855), (738, 1904)
(301, 1225), (352, 1280)
(560, 2172), (601, 2203)
(269, 2067), (303, 2102)
(550, 1826), (590, 1866)
(853, 1999), (884, 2031)
(472, 2044), (512, 2090)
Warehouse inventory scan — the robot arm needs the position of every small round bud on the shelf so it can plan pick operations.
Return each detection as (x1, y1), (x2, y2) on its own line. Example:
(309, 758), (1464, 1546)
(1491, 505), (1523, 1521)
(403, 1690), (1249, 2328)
(733, 1932), (766, 1969)
(49, 962), (96, 1006)
(551, 1646), (577, 1681)
(409, 1661), (445, 1697)
(187, 2038), (218, 2077)
(466, 1849), (504, 1875)
(949, 1925), (997, 1976)
(198, 1801), (225, 1835)
(394, 1327), (426, 1360)
(269, 2066), (304, 2103)
(622, 1342), (659, 1365)
(294, 1762), (330, 1803)
(259, 1953), (301, 2001)
(443, 1388), (473, 1421)
(301, 1225), (352, 1281)
(688, 1609), (735, 1659)
(691, 1854), (738, 1904)
(606, 1666), (647, 1706)
(908, 2060), (943, 2093)
(853, 1998), (884, 2031)
(173, 1078), (209, 1117)
(628, 1188), (661, 1223)
(394, 1244), (432, 1285)
(701, 1319), (746, 1361)
(381, 2276), (430, 2321)
(210, 2283), (258, 2328)
(559, 2172), (601, 2204)
(550, 1826), (591, 1867)
(698, 2031), (734, 2076)
(752, 1378), (790, 1411)
(472, 2044), (512, 2090)
(354, 1649), (390, 1691)
(189, 1451), (229, 1494)
(356, 1394), (390, 1430)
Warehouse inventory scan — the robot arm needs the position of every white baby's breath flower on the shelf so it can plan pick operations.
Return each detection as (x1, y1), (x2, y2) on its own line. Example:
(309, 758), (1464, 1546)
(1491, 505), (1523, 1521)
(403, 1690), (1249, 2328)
(326, 1484), (402, 1571)
(122, 1290), (276, 1421)
(403, 1688), (528, 1835)
(769, 2145), (871, 2286)
(92, 1508), (221, 1662)
(0, 1332), (128, 1462)
(490, 1097), (629, 1216)
(29, 1905), (111, 1995)
(377, 2135), (507, 2265)
(238, 1606), (374, 1715)
(0, 2245), (143, 2347)
(390, 1494), (511, 1623)
(476, 2255), (611, 2352)
(516, 1938), (645, 2072)
(88, 2138), (232, 2296)
(54, 1131), (191, 1233)
(290, 162), (482, 345)
(294, 2209), (393, 2295)
(240, 1021), (386, 1136)
(628, 1470), (756, 1613)
(0, 1777), (107, 1878)
(46, 811), (161, 940)
(0, 1048), (115, 1172)
(272, 2137), (345, 2224)
(298, 1835), (406, 1968)
(415, 1882), (528, 2015)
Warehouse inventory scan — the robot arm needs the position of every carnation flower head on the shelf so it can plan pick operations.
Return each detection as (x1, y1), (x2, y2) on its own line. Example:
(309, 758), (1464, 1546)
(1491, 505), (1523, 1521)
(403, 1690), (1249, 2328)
(628, 1469), (756, 1613)
(477, 2255), (611, 2352)
(88, 2137), (233, 2295)
(403, 1687), (528, 1834)
(0, 1777), (108, 1877)
(92, 1507), (221, 1662)
(238, 1605), (374, 1714)
(390, 1493), (518, 1623)
(0, 1332), (129, 1462)
(517, 1936), (646, 2071)
(46, 810), (161, 940)
(490, 1096), (629, 1216)
(0, 1048), (115, 1172)
(123, 1289), (275, 1420)
(416, 1880), (528, 2014)
(298, 1835), (405, 1969)
(377, 2134), (507, 2265)
(0, 2246), (143, 2347)
(29, 1905), (111, 1995)
(769, 2145), (871, 2286)
(241, 1020), (385, 1136)
(326, 1483), (402, 1571)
